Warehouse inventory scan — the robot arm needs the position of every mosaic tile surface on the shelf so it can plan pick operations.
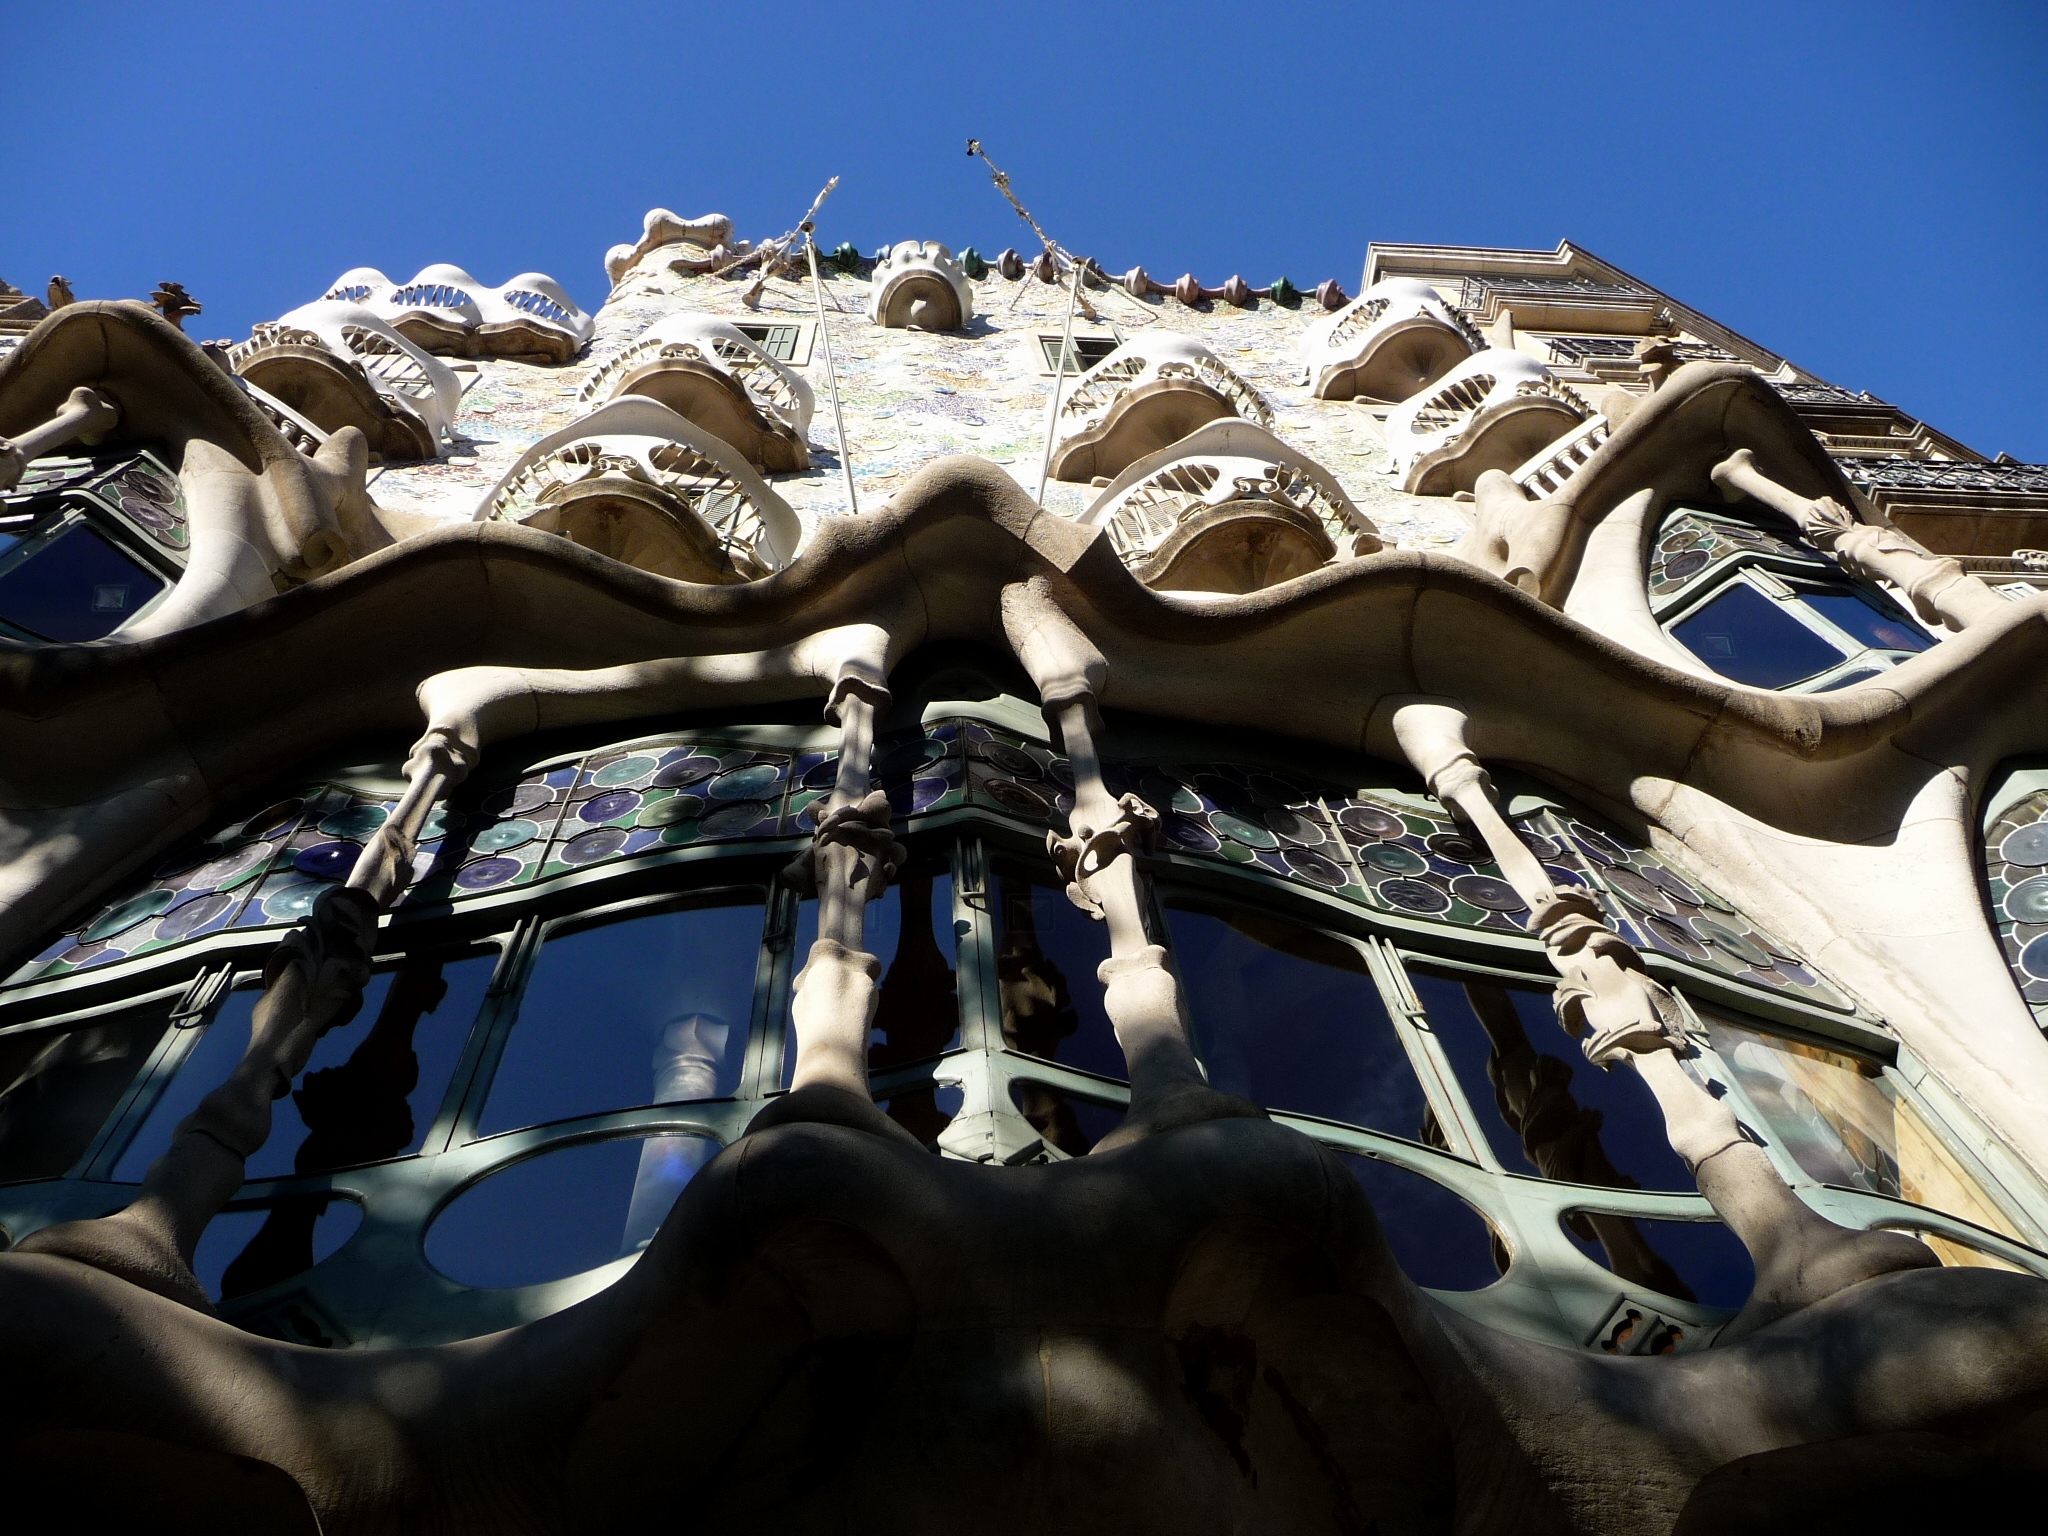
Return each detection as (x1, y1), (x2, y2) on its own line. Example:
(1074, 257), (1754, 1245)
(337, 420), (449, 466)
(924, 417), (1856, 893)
(368, 261), (1471, 555)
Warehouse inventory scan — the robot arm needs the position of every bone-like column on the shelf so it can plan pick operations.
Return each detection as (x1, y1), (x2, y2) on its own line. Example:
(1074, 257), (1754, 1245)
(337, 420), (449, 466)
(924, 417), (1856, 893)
(18, 633), (872, 1308)
(1001, 580), (1211, 1121)
(1391, 698), (1937, 1341)
(0, 386), (120, 492)
(782, 627), (906, 1096)
(1711, 448), (2009, 633)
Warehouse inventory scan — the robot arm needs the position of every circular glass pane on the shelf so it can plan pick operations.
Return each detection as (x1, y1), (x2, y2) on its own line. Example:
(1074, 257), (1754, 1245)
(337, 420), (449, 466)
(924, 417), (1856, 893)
(2004, 821), (2048, 868)
(425, 1134), (721, 1289)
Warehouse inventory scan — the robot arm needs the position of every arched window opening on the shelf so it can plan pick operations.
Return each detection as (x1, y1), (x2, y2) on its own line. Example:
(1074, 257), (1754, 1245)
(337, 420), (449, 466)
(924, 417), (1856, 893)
(1651, 505), (1934, 691)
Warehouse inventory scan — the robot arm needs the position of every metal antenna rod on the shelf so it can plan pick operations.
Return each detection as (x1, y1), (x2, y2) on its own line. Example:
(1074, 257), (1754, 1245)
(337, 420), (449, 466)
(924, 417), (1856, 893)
(804, 227), (859, 517)
(1035, 261), (1085, 505)
(741, 175), (843, 306)
(967, 139), (1096, 506)
(966, 138), (1099, 321)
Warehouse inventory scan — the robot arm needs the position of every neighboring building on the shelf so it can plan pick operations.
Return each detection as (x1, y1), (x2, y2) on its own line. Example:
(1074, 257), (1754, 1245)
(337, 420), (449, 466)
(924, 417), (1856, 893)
(0, 215), (2044, 1530)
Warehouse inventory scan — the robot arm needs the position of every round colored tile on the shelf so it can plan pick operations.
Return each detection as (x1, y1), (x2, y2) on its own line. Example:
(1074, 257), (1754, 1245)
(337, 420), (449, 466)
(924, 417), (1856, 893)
(984, 780), (1049, 817)
(1450, 874), (1526, 912)
(591, 754), (660, 788)
(579, 791), (642, 824)
(157, 890), (236, 940)
(708, 764), (782, 801)
(294, 842), (361, 881)
(1212, 811), (1280, 850)
(472, 818), (539, 853)
(561, 827), (629, 864)
(1378, 878), (1451, 915)
(2006, 875), (2048, 925)
(82, 889), (175, 943)
(636, 794), (702, 828)
(1426, 831), (1487, 866)
(1337, 803), (1405, 840)
(2002, 821), (2048, 868)
(319, 804), (390, 839)
(1284, 848), (1348, 888)
(653, 756), (720, 790)
(1160, 816), (1222, 854)
(455, 855), (523, 890)
(1360, 842), (1427, 875)
(700, 801), (772, 837)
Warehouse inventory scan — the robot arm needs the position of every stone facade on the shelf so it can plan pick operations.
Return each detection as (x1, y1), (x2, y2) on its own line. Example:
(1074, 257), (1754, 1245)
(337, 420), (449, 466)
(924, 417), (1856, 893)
(0, 216), (2045, 1531)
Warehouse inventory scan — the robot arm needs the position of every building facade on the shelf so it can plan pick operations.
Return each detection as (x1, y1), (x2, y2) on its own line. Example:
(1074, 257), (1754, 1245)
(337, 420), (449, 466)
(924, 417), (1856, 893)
(0, 213), (2045, 1530)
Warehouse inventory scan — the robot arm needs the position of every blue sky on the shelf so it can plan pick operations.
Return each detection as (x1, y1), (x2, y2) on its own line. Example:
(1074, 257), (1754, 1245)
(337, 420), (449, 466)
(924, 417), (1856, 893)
(5, 1), (2044, 459)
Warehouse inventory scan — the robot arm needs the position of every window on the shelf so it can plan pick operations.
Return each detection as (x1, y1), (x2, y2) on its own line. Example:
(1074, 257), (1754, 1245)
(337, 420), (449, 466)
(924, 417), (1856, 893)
(1038, 333), (1119, 375)
(0, 517), (167, 641)
(115, 951), (499, 1180)
(0, 1002), (174, 1182)
(988, 862), (1120, 1080)
(1668, 571), (1932, 690)
(480, 898), (766, 1136)
(1408, 966), (1694, 1192)
(1166, 905), (1434, 1141)
(1652, 506), (1934, 692)
(732, 322), (808, 364)
(1703, 1009), (2030, 1266)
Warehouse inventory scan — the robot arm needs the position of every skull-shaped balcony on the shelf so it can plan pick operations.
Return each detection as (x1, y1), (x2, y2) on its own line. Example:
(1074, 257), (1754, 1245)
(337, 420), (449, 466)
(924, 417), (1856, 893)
(476, 398), (799, 584)
(1384, 348), (1591, 496)
(1079, 420), (1382, 593)
(321, 266), (593, 363)
(576, 316), (814, 473)
(1048, 335), (1274, 484)
(228, 302), (460, 462)
(1302, 277), (1478, 403)
(868, 241), (974, 331)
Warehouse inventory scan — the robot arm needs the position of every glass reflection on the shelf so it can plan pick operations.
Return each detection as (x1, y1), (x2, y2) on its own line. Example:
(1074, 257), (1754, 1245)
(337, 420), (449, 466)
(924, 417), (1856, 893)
(198, 1199), (361, 1303)
(1412, 967), (1693, 1191)
(1703, 1010), (2029, 1258)
(1334, 1152), (1503, 1290)
(1412, 966), (1703, 1296)
(0, 1005), (172, 1183)
(1671, 581), (1844, 687)
(481, 899), (764, 1135)
(425, 1132), (720, 1288)
(1559, 1211), (1753, 1310)
(989, 864), (1122, 1080)
(116, 952), (497, 1182)
(1802, 589), (1930, 653)
(1168, 907), (1432, 1140)
(0, 521), (166, 642)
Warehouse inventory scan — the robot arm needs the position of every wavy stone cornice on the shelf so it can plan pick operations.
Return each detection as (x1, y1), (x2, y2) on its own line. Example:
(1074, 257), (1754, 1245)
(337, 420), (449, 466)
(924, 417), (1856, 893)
(4, 452), (2044, 904)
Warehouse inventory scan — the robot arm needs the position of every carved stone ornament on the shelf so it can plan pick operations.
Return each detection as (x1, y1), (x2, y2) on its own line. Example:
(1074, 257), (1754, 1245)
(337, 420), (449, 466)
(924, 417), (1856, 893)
(1078, 418), (1382, 592)
(228, 301), (460, 462)
(1048, 333), (1274, 484)
(1046, 791), (1158, 917)
(475, 395), (799, 582)
(1300, 276), (1479, 403)
(867, 240), (974, 331)
(1383, 346), (1591, 496)
(604, 207), (742, 286)
(578, 313), (814, 472)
